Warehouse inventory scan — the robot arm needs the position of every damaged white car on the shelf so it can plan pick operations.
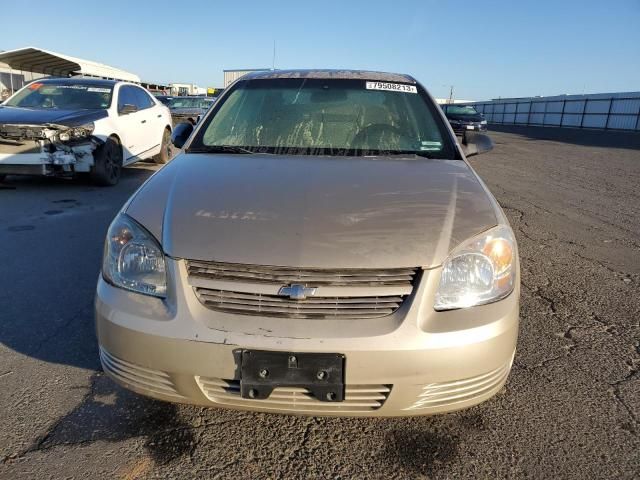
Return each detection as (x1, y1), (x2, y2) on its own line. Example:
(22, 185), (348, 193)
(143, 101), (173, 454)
(0, 78), (173, 185)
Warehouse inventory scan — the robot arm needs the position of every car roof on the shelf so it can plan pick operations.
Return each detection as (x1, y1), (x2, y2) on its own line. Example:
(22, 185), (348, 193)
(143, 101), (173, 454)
(242, 69), (416, 84)
(34, 77), (119, 87)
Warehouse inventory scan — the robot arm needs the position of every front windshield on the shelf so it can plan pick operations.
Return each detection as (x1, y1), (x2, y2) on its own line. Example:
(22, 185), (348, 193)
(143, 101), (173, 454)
(191, 78), (454, 158)
(168, 97), (213, 109)
(5, 82), (113, 109)
(446, 105), (479, 116)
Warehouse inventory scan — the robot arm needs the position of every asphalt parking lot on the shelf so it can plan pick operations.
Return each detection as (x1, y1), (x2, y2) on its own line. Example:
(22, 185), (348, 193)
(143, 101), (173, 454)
(1, 127), (638, 479)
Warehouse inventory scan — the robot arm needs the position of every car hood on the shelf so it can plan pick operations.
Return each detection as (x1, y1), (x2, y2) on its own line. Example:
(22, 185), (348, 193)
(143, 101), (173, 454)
(446, 113), (484, 123)
(0, 106), (107, 127)
(125, 154), (498, 268)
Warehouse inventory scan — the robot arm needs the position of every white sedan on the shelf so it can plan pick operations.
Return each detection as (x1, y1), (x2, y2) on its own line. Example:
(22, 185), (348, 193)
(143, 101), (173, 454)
(0, 78), (173, 185)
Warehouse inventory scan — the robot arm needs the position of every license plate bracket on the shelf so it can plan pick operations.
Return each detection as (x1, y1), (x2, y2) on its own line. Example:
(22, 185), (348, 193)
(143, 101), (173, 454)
(240, 350), (345, 402)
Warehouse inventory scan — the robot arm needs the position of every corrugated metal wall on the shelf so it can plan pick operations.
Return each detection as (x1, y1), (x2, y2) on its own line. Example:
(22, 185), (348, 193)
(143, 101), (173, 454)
(471, 92), (640, 131)
(0, 66), (47, 98)
(0, 71), (24, 94)
(223, 69), (268, 88)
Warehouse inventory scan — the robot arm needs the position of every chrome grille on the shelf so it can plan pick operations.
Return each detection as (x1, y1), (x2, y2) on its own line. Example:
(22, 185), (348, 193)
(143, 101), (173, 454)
(186, 260), (417, 287)
(196, 376), (391, 412)
(194, 287), (404, 319)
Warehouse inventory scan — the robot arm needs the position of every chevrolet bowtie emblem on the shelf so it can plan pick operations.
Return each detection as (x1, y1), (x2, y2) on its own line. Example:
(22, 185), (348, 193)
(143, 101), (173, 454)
(278, 284), (317, 300)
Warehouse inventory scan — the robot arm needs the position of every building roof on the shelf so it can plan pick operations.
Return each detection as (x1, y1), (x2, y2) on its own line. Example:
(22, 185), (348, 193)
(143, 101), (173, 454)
(0, 47), (140, 82)
(242, 69), (416, 83)
(33, 77), (120, 87)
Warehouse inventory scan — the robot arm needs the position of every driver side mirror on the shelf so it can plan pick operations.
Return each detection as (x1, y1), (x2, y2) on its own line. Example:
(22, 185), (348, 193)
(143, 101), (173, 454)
(461, 131), (493, 157)
(171, 122), (194, 149)
(119, 103), (138, 115)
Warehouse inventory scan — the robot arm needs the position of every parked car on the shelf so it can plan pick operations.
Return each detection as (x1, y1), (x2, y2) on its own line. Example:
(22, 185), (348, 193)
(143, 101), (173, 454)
(96, 69), (519, 416)
(154, 95), (174, 106)
(167, 96), (216, 126)
(441, 104), (487, 133)
(0, 78), (173, 185)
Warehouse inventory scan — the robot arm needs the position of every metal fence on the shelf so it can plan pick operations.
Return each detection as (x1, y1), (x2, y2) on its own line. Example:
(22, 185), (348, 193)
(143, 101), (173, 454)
(470, 92), (640, 131)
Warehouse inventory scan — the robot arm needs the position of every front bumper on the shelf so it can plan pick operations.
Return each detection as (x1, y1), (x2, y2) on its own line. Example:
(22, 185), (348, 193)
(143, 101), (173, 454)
(0, 163), (48, 176)
(95, 260), (519, 417)
(451, 122), (488, 133)
(0, 139), (99, 176)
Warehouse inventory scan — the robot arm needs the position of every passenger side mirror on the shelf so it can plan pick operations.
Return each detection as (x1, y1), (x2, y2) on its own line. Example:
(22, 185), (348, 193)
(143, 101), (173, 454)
(171, 122), (194, 149)
(461, 131), (493, 157)
(119, 104), (138, 115)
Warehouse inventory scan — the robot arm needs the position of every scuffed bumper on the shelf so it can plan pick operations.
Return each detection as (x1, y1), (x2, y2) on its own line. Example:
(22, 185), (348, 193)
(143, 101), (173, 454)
(95, 263), (519, 416)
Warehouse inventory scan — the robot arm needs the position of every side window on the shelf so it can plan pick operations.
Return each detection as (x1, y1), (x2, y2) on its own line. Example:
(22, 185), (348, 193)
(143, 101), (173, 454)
(117, 86), (138, 113)
(133, 87), (154, 110)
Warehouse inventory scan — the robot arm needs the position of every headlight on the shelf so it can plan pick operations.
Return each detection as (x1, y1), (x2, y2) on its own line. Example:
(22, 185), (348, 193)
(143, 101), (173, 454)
(481, 120), (488, 125)
(102, 214), (166, 297)
(72, 122), (94, 138)
(434, 225), (516, 311)
(55, 123), (94, 143)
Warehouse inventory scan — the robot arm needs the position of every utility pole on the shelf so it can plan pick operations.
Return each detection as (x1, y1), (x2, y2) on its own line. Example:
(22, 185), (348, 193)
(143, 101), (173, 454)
(448, 85), (454, 104)
(272, 41), (276, 71)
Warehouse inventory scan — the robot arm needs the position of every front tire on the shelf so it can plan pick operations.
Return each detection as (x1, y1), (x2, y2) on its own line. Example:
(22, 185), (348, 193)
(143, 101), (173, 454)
(153, 128), (172, 164)
(90, 136), (123, 186)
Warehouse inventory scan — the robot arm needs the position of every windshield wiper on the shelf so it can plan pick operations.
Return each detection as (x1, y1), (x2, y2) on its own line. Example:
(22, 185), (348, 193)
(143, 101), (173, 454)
(189, 145), (257, 154)
(376, 151), (436, 159)
(411, 150), (436, 159)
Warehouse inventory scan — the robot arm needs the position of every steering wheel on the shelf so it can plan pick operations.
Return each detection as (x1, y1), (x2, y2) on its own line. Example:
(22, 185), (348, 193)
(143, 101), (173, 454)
(352, 123), (407, 148)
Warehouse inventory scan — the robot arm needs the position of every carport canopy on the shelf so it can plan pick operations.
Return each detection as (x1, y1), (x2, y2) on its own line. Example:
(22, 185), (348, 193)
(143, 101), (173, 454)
(0, 46), (140, 83)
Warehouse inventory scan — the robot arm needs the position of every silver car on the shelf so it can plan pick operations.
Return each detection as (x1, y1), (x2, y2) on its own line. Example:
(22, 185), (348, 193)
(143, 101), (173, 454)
(96, 70), (519, 416)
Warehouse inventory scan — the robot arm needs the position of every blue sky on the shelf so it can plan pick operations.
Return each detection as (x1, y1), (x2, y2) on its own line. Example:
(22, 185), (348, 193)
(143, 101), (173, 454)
(2, 0), (639, 100)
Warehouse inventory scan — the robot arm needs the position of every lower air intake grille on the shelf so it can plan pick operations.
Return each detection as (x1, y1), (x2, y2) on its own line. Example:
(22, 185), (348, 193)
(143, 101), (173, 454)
(100, 348), (186, 400)
(196, 376), (391, 412)
(404, 360), (512, 411)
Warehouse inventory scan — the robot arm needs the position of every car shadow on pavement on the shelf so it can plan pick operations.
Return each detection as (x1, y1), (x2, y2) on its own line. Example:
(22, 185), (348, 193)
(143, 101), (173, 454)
(0, 165), (158, 372)
(488, 124), (640, 150)
(11, 368), (489, 476)
(382, 426), (460, 477)
(18, 372), (196, 465)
